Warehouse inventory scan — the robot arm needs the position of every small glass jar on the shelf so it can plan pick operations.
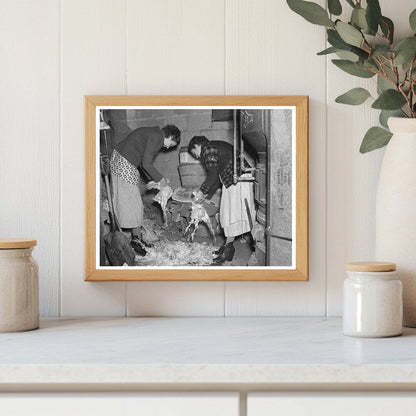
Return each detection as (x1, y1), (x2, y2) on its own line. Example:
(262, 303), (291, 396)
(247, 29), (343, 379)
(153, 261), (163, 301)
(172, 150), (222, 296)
(343, 262), (402, 338)
(0, 239), (39, 332)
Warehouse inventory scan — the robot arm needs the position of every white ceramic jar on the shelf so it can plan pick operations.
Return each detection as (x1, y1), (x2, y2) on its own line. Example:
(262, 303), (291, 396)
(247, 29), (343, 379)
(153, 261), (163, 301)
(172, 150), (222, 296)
(0, 239), (39, 332)
(343, 262), (402, 338)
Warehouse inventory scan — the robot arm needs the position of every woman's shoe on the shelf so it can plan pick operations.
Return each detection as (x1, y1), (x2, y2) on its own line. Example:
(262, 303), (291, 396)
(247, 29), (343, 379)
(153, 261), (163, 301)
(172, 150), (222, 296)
(212, 242), (235, 265)
(141, 239), (154, 248)
(213, 244), (226, 256)
(130, 237), (147, 256)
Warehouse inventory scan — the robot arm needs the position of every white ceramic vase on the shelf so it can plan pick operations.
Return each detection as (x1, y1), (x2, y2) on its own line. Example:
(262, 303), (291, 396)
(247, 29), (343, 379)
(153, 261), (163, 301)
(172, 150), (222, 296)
(0, 240), (39, 332)
(375, 117), (416, 327)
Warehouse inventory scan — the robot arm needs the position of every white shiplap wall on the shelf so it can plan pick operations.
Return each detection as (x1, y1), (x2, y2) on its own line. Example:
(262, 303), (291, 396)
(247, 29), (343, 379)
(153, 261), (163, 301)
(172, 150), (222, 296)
(1, 0), (412, 317)
(0, 0), (61, 316)
(61, 0), (127, 316)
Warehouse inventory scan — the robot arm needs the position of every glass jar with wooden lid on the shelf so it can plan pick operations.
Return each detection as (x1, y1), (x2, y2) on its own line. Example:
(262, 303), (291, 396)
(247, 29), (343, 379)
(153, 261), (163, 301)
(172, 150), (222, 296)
(343, 262), (402, 337)
(0, 239), (39, 332)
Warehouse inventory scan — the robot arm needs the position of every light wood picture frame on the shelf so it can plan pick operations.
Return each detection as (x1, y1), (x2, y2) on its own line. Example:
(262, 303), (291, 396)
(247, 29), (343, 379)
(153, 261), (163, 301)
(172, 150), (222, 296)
(85, 96), (308, 281)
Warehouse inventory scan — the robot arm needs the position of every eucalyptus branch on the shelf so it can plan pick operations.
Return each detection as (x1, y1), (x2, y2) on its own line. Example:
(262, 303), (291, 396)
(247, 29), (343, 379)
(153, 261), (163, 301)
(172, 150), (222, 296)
(408, 56), (416, 117)
(362, 34), (372, 49)
(400, 108), (408, 117)
(357, 64), (383, 78)
(360, 41), (372, 55)
(376, 57), (398, 88)
(375, 32), (391, 48)
(286, 0), (416, 152)
(390, 59), (400, 85)
(383, 56), (397, 76)
(377, 53), (393, 67)
(377, 22), (393, 48)
(397, 81), (413, 117)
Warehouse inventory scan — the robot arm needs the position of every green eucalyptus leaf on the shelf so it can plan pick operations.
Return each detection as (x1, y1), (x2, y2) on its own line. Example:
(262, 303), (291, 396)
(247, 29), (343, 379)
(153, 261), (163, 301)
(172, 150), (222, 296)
(317, 46), (338, 55)
(332, 59), (375, 78)
(410, 9), (416, 32)
(335, 87), (371, 105)
(379, 110), (403, 129)
(317, 45), (359, 61)
(336, 50), (359, 61)
(403, 60), (414, 73)
(372, 45), (391, 58)
(350, 45), (369, 60)
(328, 0), (342, 16)
(393, 36), (416, 67)
(363, 59), (379, 71)
(327, 29), (369, 59)
(327, 28), (351, 49)
(360, 127), (392, 153)
(287, 0), (334, 26)
(384, 65), (403, 84)
(372, 89), (407, 110)
(366, 0), (382, 35)
(377, 75), (393, 94)
(336, 21), (363, 47)
(394, 36), (416, 51)
(351, 7), (369, 32)
(380, 16), (394, 43)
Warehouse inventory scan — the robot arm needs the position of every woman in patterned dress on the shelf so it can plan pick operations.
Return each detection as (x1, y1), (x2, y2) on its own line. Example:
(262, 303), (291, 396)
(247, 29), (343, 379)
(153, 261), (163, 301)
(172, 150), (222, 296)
(110, 125), (181, 254)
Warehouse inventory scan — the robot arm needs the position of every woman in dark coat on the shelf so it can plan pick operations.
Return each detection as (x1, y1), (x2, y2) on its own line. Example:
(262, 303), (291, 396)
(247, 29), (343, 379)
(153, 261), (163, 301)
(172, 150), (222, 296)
(188, 136), (255, 265)
(110, 124), (180, 253)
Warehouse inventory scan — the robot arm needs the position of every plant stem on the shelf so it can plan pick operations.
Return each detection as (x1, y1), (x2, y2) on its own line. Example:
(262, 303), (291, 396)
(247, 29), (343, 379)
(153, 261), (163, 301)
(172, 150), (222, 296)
(390, 59), (400, 85)
(408, 56), (416, 117)
(361, 37), (372, 54)
(397, 79), (412, 118)
(378, 22), (393, 48)
(376, 56), (399, 89)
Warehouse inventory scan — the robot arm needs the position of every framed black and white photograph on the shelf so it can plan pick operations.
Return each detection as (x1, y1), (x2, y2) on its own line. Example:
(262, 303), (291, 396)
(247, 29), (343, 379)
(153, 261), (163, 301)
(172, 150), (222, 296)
(85, 96), (308, 281)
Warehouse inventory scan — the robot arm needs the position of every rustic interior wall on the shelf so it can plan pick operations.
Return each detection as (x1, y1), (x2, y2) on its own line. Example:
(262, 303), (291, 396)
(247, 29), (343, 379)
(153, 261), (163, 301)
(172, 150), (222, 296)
(108, 109), (233, 188)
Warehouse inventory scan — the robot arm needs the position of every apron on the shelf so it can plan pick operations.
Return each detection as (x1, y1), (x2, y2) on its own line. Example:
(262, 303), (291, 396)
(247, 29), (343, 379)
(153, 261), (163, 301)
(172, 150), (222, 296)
(219, 174), (255, 238)
(110, 150), (143, 229)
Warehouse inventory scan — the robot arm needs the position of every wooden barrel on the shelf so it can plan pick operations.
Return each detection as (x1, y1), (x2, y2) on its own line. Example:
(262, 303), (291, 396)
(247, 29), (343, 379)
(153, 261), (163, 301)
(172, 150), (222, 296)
(179, 146), (199, 164)
(178, 163), (207, 188)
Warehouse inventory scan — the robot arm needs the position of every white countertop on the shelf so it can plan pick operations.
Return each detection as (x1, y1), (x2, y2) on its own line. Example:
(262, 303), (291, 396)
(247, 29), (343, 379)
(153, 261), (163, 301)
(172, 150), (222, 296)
(1, 317), (416, 390)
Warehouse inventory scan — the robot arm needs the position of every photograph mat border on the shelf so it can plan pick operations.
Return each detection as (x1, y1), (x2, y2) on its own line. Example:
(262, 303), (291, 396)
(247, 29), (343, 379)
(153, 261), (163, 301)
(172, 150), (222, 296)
(95, 105), (297, 271)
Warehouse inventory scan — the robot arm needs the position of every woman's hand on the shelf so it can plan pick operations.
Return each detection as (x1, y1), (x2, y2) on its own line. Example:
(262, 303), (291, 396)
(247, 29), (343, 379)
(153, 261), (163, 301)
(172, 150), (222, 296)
(146, 178), (170, 190)
(159, 177), (170, 188)
(192, 189), (206, 204)
(146, 181), (158, 190)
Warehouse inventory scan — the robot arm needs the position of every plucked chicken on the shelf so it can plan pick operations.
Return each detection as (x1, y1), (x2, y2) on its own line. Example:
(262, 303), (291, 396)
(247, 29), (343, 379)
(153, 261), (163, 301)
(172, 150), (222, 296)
(185, 202), (215, 242)
(153, 185), (173, 225)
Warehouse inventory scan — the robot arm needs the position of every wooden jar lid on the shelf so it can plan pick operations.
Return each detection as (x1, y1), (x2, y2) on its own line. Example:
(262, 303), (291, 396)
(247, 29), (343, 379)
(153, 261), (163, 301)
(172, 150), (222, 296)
(0, 239), (37, 249)
(346, 261), (396, 272)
